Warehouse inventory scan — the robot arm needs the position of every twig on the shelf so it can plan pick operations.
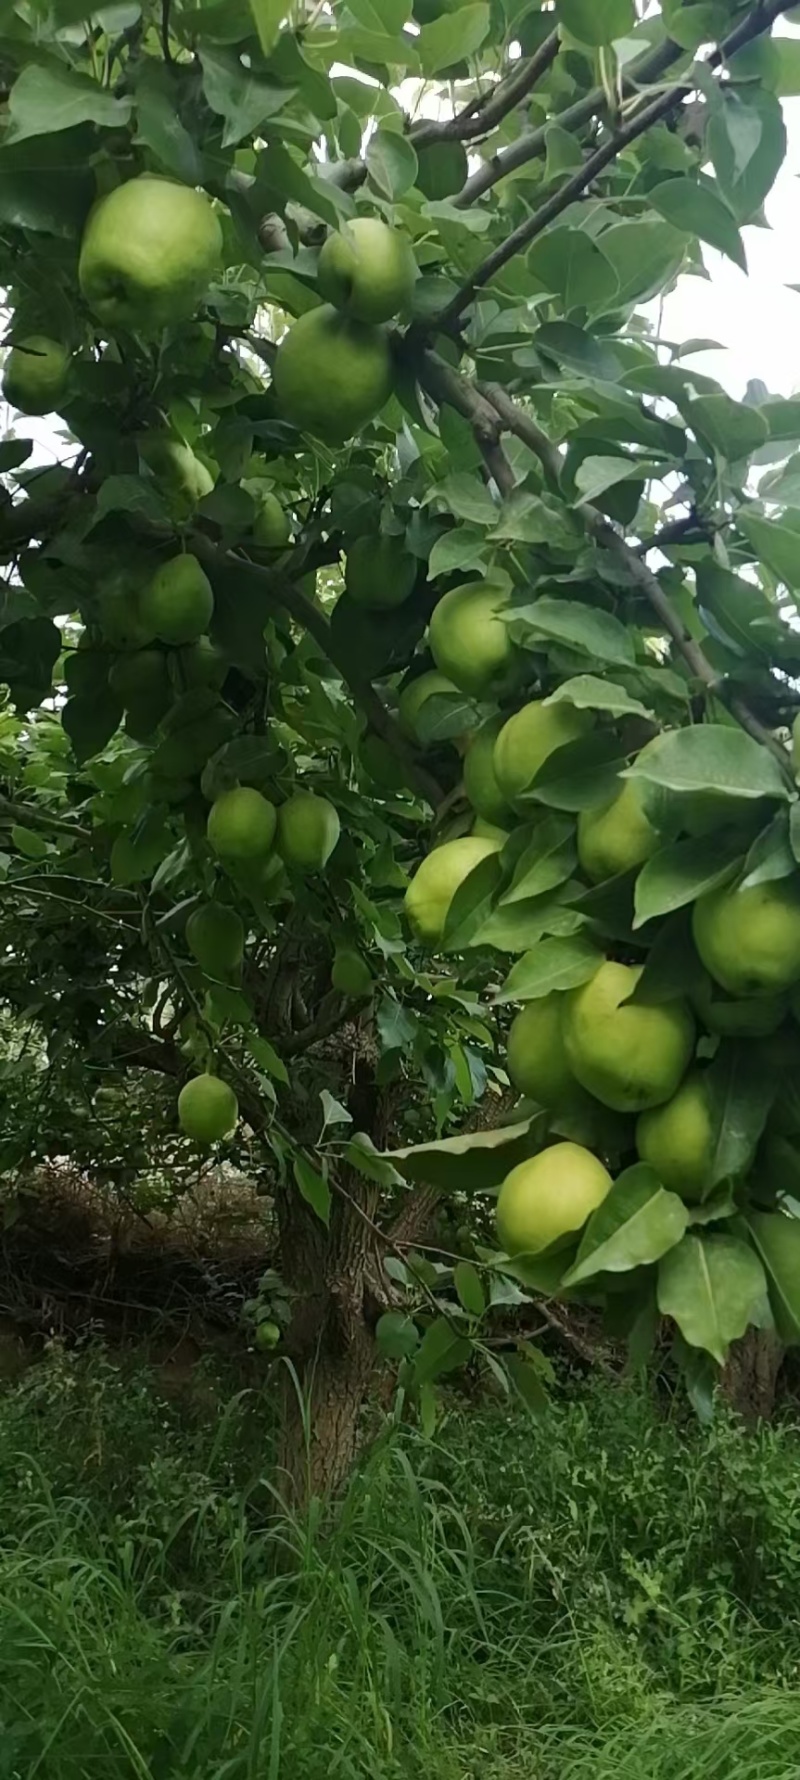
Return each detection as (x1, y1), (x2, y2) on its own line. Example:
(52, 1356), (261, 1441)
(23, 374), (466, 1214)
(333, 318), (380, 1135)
(442, 0), (794, 324)
(411, 30), (560, 148)
(161, 0), (174, 65)
(0, 794), (89, 841)
(283, 990), (355, 1057)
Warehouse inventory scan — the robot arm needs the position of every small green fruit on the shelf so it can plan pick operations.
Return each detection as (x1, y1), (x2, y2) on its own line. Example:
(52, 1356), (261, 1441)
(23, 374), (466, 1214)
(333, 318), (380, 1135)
(693, 878), (800, 998)
(273, 305), (393, 444)
(186, 901), (244, 980)
(277, 791), (340, 871)
(404, 835), (501, 946)
(178, 1073), (238, 1144)
(3, 336), (71, 416)
(463, 719), (513, 827)
(345, 533), (416, 610)
(749, 1212), (800, 1341)
(494, 700), (592, 809)
(496, 1142), (612, 1256)
(317, 218), (415, 324)
(79, 176), (222, 333)
(577, 780), (660, 883)
(208, 786), (277, 863)
(139, 433), (214, 518)
(563, 961), (695, 1114)
(636, 1072), (716, 1203)
(141, 554), (214, 646)
(253, 491), (291, 549)
(429, 581), (520, 698)
(175, 636), (227, 690)
(254, 1319), (281, 1351)
(506, 996), (574, 1108)
(398, 670), (460, 745)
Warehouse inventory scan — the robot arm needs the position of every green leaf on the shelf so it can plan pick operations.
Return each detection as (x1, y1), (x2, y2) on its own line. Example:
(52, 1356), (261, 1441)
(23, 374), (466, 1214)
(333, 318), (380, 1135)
(597, 219), (687, 309)
(626, 726), (789, 803)
(773, 36), (800, 97)
(133, 60), (204, 185)
(704, 1043), (775, 1191)
(531, 733), (630, 812)
(508, 597), (634, 667)
(61, 692), (122, 763)
(748, 1213), (800, 1342)
(573, 455), (652, 505)
(366, 129), (418, 199)
(686, 394), (769, 463)
(0, 440), (32, 472)
(500, 814), (576, 905)
(200, 48), (294, 148)
(633, 834), (745, 929)
(454, 1261), (485, 1316)
(319, 1088), (353, 1136)
(738, 509), (800, 590)
(476, 898), (584, 954)
(505, 1351), (549, 1416)
(4, 63), (132, 144)
(412, 1317), (471, 1384)
(536, 322), (624, 381)
(10, 824), (49, 860)
(443, 850), (504, 952)
(294, 1155), (331, 1226)
(436, 473), (498, 527)
(556, 0), (634, 47)
(247, 1034), (289, 1085)
(386, 1116), (547, 1192)
(563, 1164), (688, 1288)
(93, 475), (170, 528)
(418, 4), (491, 74)
(657, 1233), (767, 1364)
(413, 689), (477, 746)
(248, 0), (285, 54)
(527, 227), (619, 317)
(427, 527), (489, 581)
(375, 1311), (420, 1360)
(110, 813), (170, 885)
(650, 177), (746, 273)
(494, 934), (599, 1003)
(544, 675), (653, 722)
(707, 88), (786, 224)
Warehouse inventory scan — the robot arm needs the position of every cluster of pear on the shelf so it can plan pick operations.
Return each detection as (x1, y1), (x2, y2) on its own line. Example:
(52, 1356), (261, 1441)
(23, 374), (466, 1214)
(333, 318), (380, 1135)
(401, 579), (800, 1267)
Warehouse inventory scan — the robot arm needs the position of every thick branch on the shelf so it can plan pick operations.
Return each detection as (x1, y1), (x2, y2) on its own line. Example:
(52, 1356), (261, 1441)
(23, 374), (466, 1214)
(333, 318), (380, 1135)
(191, 537), (445, 808)
(444, 0), (793, 322)
(411, 30), (560, 148)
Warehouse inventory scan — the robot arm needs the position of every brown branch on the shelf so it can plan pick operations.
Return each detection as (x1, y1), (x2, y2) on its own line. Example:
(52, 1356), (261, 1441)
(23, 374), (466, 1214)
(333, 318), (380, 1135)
(443, 0), (794, 323)
(411, 30), (560, 149)
(0, 794), (90, 841)
(190, 537), (445, 808)
(454, 33), (684, 207)
(283, 990), (358, 1057)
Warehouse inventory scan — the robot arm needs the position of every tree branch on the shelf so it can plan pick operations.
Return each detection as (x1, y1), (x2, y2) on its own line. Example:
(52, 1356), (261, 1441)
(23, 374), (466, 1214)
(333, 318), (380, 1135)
(190, 538), (445, 809)
(411, 30), (560, 148)
(443, 0), (794, 322)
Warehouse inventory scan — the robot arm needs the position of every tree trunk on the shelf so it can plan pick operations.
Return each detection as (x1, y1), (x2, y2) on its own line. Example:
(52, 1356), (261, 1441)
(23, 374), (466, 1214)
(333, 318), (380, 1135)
(721, 1326), (784, 1422)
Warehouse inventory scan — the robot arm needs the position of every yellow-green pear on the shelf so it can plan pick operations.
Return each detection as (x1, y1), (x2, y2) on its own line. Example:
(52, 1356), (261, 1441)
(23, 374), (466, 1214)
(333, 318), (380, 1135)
(636, 1072), (716, 1203)
(79, 177), (222, 332)
(563, 961), (695, 1113)
(496, 1142), (613, 1256)
(578, 780), (660, 883)
(253, 491), (291, 549)
(140, 554), (214, 646)
(207, 786), (277, 863)
(178, 1073), (238, 1144)
(429, 581), (520, 698)
(185, 901), (244, 980)
(345, 533), (416, 610)
(505, 995), (574, 1108)
(317, 218), (415, 324)
(404, 835), (501, 946)
(692, 878), (800, 998)
(494, 700), (593, 809)
(398, 670), (461, 745)
(138, 433), (214, 518)
(463, 719), (514, 827)
(691, 970), (788, 1038)
(276, 791), (340, 870)
(3, 336), (71, 415)
(273, 305), (393, 443)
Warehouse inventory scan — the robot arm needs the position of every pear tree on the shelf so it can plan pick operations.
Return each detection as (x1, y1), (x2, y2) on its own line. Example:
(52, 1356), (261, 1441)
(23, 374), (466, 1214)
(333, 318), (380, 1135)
(1, 0), (800, 1489)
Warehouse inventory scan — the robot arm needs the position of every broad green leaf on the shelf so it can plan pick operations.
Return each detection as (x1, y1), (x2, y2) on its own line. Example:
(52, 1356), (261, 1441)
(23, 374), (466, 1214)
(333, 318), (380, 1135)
(633, 834), (744, 929)
(657, 1233), (767, 1364)
(544, 675), (654, 721)
(625, 726), (789, 803)
(748, 1212), (800, 1341)
(454, 1261), (485, 1316)
(418, 4), (491, 74)
(508, 597), (634, 667)
(500, 815), (576, 905)
(412, 1318), (471, 1383)
(707, 88), (786, 223)
(505, 1351), (549, 1416)
(247, 1035), (289, 1085)
(573, 456), (652, 505)
(740, 815), (796, 891)
(773, 36), (800, 97)
(436, 473), (498, 527)
(494, 934), (599, 1003)
(200, 49), (295, 148)
(10, 824), (48, 860)
(320, 1089), (353, 1135)
(527, 227), (619, 317)
(476, 897), (584, 953)
(294, 1155), (331, 1226)
(4, 63), (131, 144)
(738, 509), (800, 590)
(427, 527), (489, 581)
(414, 689), (478, 745)
(556, 0), (635, 47)
(443, 850), (504, 951)
(650, 177), (746, 272)
(0, 441), (32, 473)
(491, 493), (581, 551)
(375, 1311), (420, 1360)
(531, 733), (630, 812)
(597, 219), (686, 308)
(704, 1043), (775, 1190)
(110, 813), (170, 885)
(248, 0), (285, 53)
(366, 129), (418, 199)
(133, 60), (204, 185)
(686, 394), (769, 463)
(61, 692), (122, 763)
(563, 1164), (688, 1287)
(386, 1116), (547, 1191)
(535, 322), (624, 382)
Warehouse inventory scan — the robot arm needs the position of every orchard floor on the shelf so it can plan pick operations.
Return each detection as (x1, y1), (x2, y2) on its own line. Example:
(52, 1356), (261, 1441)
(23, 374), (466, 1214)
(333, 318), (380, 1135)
(0, 1347), (799, 1779)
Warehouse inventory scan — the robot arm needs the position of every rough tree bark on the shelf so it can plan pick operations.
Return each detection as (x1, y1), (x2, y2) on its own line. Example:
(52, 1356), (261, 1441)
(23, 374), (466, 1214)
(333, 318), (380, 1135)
(721, 1328), (785, 1423)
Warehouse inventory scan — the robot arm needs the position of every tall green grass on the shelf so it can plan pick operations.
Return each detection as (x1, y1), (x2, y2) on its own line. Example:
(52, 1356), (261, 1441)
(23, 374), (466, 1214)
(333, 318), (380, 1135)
(0, 1347), (798, 1778)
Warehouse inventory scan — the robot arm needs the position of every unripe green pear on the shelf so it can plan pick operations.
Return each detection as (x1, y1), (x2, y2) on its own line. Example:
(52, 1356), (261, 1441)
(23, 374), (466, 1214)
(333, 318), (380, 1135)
(505, 995), (574, 1108)
(79, 176), (222, 332)
(577, 779), (660, 883)
(494, 700), (592, 809)
(563, 961), (695, 1113)
(3, 335), (71, 415)
(345, 533), (416, 610)
(463, 719), (514, 827)
(404, 835), (501, 946)
(140, 554), (214, 646)
(693, 878), (800, 998)
(273, 305), (393, 443)
(636, 1072), (717, 1203)
(429, 581), (520, 699)
(496, 1142), (612, 1256)
(178, 1073), (238, 1144)
(317, 218), (415, 324)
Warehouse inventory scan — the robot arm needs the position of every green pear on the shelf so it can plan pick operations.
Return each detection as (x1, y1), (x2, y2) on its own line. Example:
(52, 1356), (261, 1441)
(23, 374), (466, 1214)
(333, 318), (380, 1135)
(463, 719), (513, 826)
(79, 177), (222, 332)
(178, 1073), (238, 1144)
(317, 219), (415, 324)
(577, 780), (660, 883)
(636, 1072), (717, 1203)
(207, 786), (277, 863)
(692, 878), (800, 997)
(273, 305), (393, 443)
(429, 581), (521, 699)
(107, 648), (170, 712)
(331, 946), (372, 996)
(494, 700), (592, 809)
(404, 835), (501, 945)
(138, 433), (214, 520)
(253, 491), (291, 549)
(276, 791), (340, 870)
(398, 670), (460, 745)
(505, 995), (574, 1108)
(345, 532), (416, 610)
(3, 336), (71, 415)
(140, 554), (214, 646)
(563, 960), (695, 1113)
(185, 901), (244, 980)
(496, 1142), (612, 1256)
(690, 970), (788, 1038)
(175, 636), (227, 691)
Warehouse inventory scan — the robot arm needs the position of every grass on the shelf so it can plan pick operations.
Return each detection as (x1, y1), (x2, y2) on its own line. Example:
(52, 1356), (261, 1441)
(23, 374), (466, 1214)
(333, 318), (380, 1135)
(0, 1347), (798, 1777)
